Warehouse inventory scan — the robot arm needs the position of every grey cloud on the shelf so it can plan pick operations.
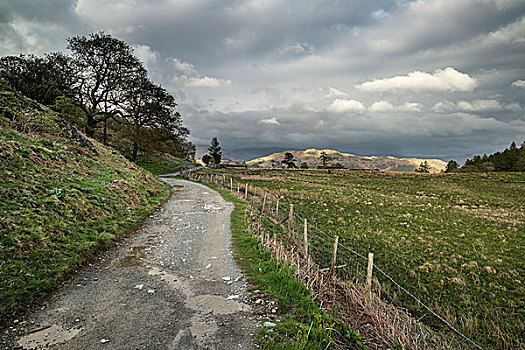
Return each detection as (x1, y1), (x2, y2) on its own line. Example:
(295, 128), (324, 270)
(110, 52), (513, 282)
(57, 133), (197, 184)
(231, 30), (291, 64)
(360, 0), (525, 56)
(432, 99), (521, 112)
(0, 0), (90, 55)
(2, 0), (525, 161)
(185, 103), (525, 161)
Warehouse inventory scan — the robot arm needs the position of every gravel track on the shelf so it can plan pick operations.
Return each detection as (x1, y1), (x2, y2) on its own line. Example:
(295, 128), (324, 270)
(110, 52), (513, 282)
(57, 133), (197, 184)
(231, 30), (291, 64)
(6, 179), (258, 350)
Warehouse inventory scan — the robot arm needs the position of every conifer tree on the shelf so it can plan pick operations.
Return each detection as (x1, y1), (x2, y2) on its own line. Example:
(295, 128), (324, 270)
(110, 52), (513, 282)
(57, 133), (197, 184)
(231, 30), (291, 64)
(208, 137), (222, 164)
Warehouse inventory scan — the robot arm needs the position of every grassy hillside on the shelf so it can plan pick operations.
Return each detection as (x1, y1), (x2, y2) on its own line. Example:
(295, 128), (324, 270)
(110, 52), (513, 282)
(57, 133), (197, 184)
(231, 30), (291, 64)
(206, 168), (524, 349)
(247, 148), (447, 173)
(97, 128), (194, 175)
(135, 153), (193, 175)
(0, 81), (171, 326)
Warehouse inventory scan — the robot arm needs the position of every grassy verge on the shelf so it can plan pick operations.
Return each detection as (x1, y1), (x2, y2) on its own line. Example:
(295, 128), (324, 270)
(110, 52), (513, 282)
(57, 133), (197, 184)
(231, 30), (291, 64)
(134, 152), (190, 175)
(199, 182), (366, 349)
(0, 82), (172, 327)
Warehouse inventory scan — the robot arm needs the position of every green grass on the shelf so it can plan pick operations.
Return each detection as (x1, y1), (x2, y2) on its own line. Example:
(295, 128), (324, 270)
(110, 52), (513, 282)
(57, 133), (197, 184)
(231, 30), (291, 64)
(134, 152), (189, 175)
(0, 83), (171, 327)
(200, 182), (366, 349)
(202, 169), (524, 350)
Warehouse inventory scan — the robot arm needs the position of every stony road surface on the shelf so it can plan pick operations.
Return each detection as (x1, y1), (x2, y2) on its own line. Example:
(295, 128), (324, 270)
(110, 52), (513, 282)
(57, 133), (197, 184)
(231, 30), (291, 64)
(9, 179), (259, 349)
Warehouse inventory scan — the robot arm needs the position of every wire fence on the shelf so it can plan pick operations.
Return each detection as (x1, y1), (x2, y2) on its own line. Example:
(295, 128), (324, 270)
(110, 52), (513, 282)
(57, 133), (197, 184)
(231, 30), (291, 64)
(185, 171), (485, 350)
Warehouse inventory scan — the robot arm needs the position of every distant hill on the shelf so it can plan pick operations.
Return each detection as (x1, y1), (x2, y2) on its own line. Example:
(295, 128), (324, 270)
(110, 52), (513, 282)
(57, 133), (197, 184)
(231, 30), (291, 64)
(247, 149), (447, 173)
(196, 145), (286, 162)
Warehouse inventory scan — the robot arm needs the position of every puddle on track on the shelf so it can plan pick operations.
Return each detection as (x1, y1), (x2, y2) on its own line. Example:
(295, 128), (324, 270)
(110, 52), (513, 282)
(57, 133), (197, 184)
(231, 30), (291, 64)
(185, 295), (250, 315)
(190, 321), (218, 341)
(17, 324), (81, 349)
(114, 246), (146, 267)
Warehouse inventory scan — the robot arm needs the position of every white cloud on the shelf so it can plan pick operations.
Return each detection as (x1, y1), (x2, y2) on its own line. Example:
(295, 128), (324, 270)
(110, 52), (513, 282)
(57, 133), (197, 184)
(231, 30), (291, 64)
(511, 79), (525, 88)
(132, 45), (159, 70)
(357, 67), (477, 93)
(432, 99), (521, 112)
(370, 101), (424, 112)
(171, 57), (196, 75)
(487, 16), (525, 45)
(431, 101), (457, 112)
(177, 75), (232, 88)
(369, 101), (394, 112)
(400, 102), (425, 112)
(170, 57), (230, 89)
(258, 117), (280, 125)
(506, 102), (522, 111)
(458, 99), (502, 111)
(328, 99), (366, 113)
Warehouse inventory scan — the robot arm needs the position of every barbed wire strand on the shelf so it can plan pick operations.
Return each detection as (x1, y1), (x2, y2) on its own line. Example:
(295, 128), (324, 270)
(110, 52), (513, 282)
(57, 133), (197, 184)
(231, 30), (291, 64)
(266, 191), (485, 350)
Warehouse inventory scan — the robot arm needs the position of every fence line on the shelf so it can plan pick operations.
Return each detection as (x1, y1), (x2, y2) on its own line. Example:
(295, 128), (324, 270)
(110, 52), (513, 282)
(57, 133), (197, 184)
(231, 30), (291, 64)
(184, 171), (485, 350)
(288, 201), (484, 350)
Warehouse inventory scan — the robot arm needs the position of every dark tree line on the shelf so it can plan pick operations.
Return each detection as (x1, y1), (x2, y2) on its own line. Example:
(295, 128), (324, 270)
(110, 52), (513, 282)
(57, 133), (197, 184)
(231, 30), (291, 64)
(0, 32), (195, 162)
(447, 141), (525, 173)
(0, 53), (75, 106)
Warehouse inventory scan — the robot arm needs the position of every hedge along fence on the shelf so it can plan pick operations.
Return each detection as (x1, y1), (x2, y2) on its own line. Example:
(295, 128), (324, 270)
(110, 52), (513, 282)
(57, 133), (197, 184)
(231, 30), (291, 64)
(184, 171), (485, 350)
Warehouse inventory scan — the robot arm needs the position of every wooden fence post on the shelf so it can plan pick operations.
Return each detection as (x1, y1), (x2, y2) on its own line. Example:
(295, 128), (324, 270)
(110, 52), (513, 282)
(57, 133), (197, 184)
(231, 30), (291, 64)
(230, 177), (233, 192)
(237, 183), (240, 194)
(222, 175), (226, 187)
(331, 235), (339, 271)
(366, 252), (374, 302)
(244, 183), (248, 199)
(276, 198), (279, 218)
(262, 192), (267, 214)
(303, 219), (308, 257)
(288, 204), (294, 236)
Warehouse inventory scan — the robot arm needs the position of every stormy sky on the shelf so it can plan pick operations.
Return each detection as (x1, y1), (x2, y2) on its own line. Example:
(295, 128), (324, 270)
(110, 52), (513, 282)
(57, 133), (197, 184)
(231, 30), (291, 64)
(1, 0), (525, 161)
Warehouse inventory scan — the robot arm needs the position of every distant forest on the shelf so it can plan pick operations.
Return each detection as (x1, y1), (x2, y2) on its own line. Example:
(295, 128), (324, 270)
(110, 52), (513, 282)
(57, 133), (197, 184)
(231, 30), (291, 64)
(0, 32), (195, 162)
(447, 141), (525, 172)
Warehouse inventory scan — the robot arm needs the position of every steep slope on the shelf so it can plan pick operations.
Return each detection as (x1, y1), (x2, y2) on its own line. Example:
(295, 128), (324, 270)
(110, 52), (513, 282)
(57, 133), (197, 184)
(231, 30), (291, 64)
(247, 148), (447, 173)
(0, 81), (171, 326)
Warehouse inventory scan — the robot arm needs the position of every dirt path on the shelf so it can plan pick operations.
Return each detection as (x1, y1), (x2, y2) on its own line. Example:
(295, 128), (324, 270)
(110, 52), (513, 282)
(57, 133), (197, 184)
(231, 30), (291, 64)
(10, 179), (258, 349)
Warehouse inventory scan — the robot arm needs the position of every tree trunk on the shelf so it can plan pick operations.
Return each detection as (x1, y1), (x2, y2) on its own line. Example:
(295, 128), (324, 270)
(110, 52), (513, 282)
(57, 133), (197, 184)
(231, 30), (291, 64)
(103, 118), (107, 145)
(85, 114), (95, 137)
(85, 112), (98, 138)
(132, 141), (139, 163)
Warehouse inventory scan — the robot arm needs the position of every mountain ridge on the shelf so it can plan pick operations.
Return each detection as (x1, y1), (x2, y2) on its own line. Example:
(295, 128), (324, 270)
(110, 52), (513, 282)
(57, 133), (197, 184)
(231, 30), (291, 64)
(247, 148), (447, 173)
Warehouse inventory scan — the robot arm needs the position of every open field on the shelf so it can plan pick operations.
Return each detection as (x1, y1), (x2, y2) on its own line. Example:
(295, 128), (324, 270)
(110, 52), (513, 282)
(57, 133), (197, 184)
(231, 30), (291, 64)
(202, 169), (524, 350)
